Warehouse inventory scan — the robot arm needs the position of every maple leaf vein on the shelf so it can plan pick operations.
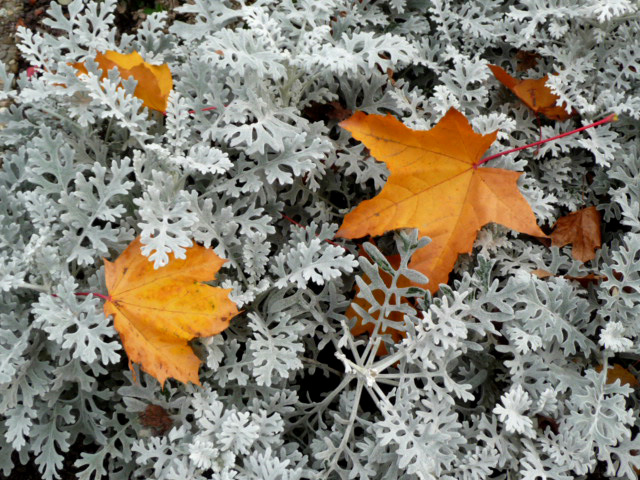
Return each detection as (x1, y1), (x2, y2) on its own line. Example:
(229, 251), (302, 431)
(366, 168), (473, 219)
(115, 300), (218, 316)
(113, 270), (211, 297)
(360, 132), (470, 166)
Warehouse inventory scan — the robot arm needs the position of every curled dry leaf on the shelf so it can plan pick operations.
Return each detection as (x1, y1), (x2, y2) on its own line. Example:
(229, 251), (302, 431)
(550, 206), (602, 263)
(302, 101), (353, 123)
(488, 64), (574, 121)
(530, 269), (554, 279)
(73, 50), (172, 112)
(103, 236), (240, 387)
(516, 50), (541, 72)
(139, 404), (173, 436)
(337, 108), (546, 293)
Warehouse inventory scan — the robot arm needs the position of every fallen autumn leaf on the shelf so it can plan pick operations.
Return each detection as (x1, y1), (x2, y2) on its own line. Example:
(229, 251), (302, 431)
(337, 108), (547, 293)
(103, 236), (239, 387)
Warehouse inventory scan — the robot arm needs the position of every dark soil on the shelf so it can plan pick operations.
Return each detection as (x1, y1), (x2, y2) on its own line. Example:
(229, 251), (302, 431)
(1, 449), (81, 480)
(16, 0), (184, 74)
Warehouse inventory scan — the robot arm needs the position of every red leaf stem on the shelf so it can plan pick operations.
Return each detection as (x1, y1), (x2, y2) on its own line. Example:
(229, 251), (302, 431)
(50, 292), (110, 301)
(162, 106), (218, 116)
(75, 292), (110, 300)
(474, 113), (618, 168)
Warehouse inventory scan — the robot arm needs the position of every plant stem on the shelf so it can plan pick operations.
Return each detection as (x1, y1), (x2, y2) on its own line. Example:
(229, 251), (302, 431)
(321, 380), (363, 480)
(187, 106), (217, 115)
(300, 356), (343, 377)
(474, 113), (618, 168)
(18, 282), (51, 293)
(105, 116), (115, 142)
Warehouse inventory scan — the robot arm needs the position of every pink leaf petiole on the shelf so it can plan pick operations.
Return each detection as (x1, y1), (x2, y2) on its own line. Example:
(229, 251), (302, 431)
(474, 113), (618, 168)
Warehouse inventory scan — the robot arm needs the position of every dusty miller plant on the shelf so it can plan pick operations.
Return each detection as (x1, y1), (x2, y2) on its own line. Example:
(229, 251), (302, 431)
(1, 0), (640, 479)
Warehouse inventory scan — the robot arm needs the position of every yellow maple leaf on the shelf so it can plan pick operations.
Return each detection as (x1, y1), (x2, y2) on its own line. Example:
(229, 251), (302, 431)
(73, 50), (172, 112)
(336, 108), (546, 293)
(103, 237), (239, 387)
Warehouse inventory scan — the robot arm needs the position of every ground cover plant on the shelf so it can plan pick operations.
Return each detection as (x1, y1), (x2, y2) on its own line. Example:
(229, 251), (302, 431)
(1, 0), (640, 479)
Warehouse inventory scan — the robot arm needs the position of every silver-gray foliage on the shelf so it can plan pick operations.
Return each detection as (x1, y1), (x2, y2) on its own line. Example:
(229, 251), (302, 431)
(1, 0), (640, 478)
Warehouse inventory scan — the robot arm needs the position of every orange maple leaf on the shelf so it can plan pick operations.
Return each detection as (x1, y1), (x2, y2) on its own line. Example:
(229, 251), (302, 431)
(103, 236), (239, 387)
(488, 64), (574, 121)
(73, 50), (172, 112)
(336, 108), (546, 293)
(550, 206), (602, 263)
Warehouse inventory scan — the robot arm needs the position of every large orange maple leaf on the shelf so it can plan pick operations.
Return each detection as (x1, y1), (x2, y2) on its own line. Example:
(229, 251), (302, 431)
(103, 237), (239, 387)
(336, 108), (546, 293)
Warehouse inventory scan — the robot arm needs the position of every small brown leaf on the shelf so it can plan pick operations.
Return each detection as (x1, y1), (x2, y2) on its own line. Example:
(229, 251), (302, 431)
(531, 269), (553, 278)
(488, 64), (575, 121)
(550, 206), (602, 263)
(516, 50), (541, 72)
(595, 363), (639, 388)
(139, 404), (173, 435)
(531, 269), (605, 288)
(564, 273), (606, 288)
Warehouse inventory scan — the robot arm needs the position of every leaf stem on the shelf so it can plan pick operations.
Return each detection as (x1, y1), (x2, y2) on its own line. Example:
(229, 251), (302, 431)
(75, 292), (110, 301)
(162, 106), (218, 117)
(16, 282), (109, 301)
(474, 113), (618, 168)
(187, 106), (217, 115)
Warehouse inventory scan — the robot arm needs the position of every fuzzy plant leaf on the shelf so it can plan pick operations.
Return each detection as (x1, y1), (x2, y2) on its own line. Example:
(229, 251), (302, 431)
(488, 64), (574, 121)
(336, 108), (546, 293)
(346, 245), (414, 356)
(73, 50), (172, 112)
(550, 206), (602, 263)
(103, 236), (239, 387)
